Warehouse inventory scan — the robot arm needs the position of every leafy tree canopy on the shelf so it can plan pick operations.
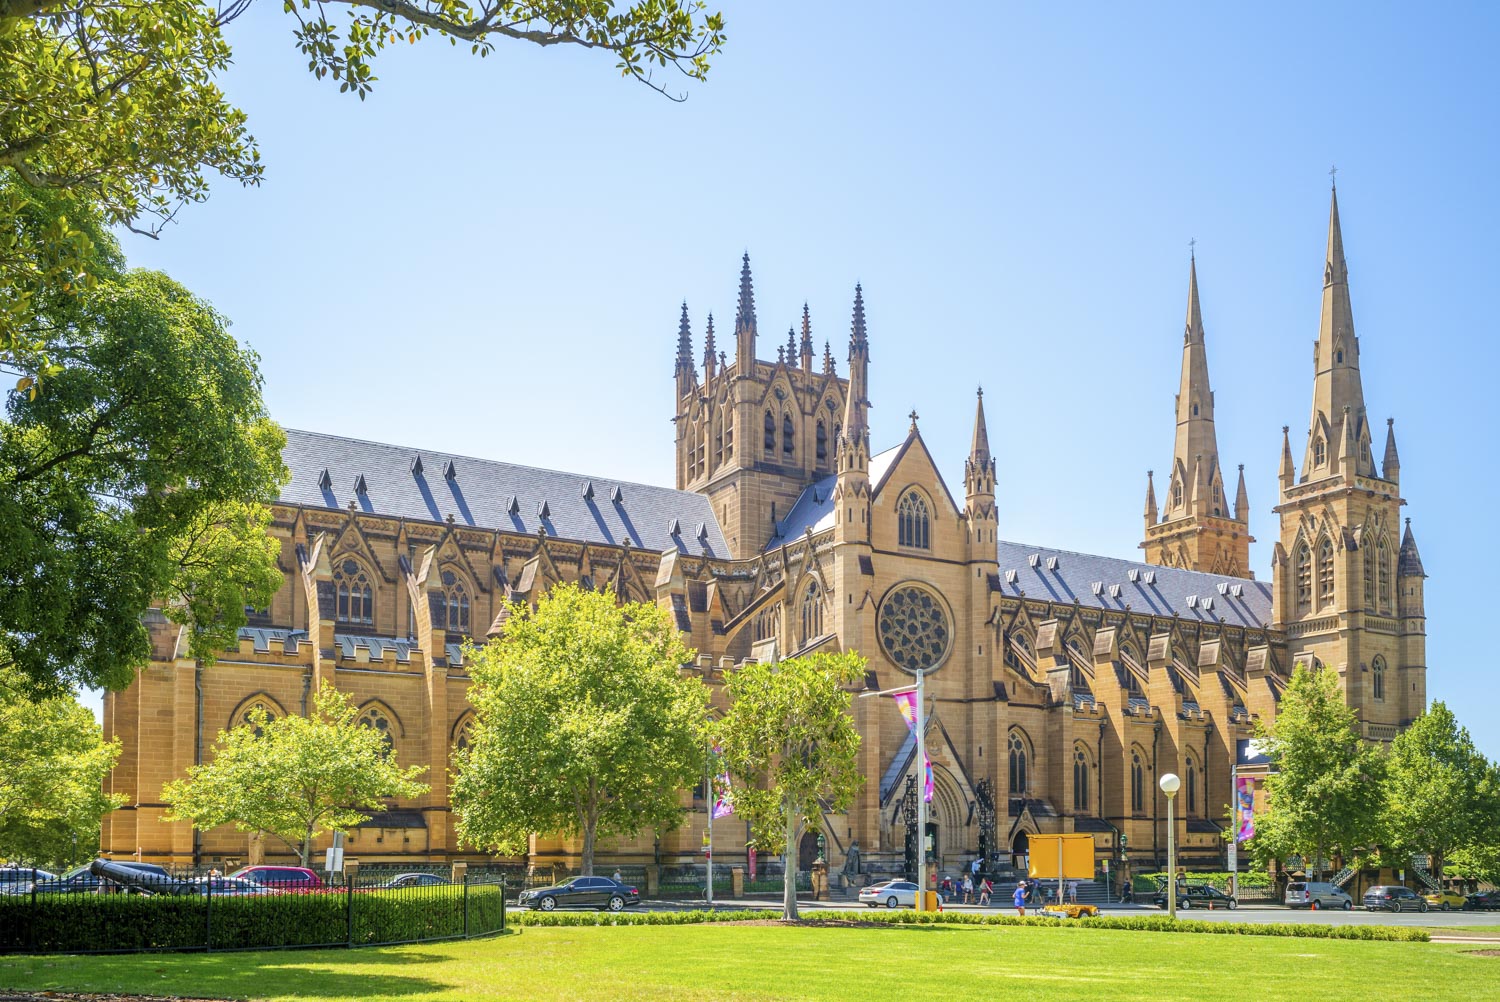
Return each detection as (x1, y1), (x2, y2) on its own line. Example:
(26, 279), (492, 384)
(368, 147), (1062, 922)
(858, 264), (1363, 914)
(714, 650), (865, 920)
(453, 583), (708, 874)
(1, 201), (286, 694)
(164, 684), (429, 866)
(1249, 662), (1385, 878)
(0, 0), (726, 365)
(0, 670), (123, 868)
(1383, 701), (1500, 879)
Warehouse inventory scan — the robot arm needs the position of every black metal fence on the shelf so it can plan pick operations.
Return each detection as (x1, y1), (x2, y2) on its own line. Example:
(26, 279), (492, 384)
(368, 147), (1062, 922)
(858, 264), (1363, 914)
(0, 871), (507, 955)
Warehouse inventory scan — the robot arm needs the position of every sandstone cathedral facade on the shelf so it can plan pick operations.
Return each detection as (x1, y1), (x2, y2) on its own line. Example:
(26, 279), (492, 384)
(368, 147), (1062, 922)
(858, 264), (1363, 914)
(103, 186), (1427, 879)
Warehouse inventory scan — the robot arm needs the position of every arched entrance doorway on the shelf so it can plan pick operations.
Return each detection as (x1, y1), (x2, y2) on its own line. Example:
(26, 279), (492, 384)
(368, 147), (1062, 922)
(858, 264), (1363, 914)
(1011, 830), (1030, 872)
(797, 831), (820, 871)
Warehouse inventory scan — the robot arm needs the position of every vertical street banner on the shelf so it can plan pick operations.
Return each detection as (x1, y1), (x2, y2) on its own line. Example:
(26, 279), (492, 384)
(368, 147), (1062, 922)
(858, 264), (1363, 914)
(1235, 776), (1256, 842)
(891, 691), (933, 802)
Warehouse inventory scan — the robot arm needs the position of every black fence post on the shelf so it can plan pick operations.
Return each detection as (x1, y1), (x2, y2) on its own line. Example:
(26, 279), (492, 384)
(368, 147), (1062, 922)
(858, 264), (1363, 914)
(500, 879), (506, 934)
(463, 870), (470, 938)
(205, 877), (213, 952)
(346, 871), (355, 949)
(28, 880), (37, 953)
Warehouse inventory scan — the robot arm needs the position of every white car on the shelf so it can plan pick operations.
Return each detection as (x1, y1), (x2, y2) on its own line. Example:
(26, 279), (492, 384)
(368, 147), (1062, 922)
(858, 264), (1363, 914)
(859, 879), (920, 908)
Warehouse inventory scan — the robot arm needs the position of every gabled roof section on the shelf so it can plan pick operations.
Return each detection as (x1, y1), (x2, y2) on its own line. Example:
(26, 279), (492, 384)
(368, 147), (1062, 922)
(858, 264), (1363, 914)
(995, 540), (1272, 628)
(281, 429), (728, 558)
(766, 445), (902, 548)
(870, 428), (962, 515)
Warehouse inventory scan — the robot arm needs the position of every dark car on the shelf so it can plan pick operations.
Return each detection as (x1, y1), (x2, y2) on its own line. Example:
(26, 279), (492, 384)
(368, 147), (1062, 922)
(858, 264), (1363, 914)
(1153, 883), (1238, 910)
(1363, 885), (1428, 913)
(381, 873), (450, 889)
(0, 866), (56, 895)
(31, 861), (171, 895)
(1463, 891), (1500, 911)
(518, 875), (640, 912)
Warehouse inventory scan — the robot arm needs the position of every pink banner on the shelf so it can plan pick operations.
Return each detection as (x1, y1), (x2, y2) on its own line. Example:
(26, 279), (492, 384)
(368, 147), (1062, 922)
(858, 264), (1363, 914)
(891, 691), (933, 802)
(1235, 776), (1256, 842)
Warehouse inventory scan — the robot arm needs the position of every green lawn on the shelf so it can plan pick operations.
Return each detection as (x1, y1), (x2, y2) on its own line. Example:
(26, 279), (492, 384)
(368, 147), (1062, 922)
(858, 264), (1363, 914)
(1, 925), (1492, 1002)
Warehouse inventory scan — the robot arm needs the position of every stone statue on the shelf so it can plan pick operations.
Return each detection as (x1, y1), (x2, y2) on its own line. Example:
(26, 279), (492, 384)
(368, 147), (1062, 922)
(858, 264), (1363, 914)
(842, 838), (862, 878)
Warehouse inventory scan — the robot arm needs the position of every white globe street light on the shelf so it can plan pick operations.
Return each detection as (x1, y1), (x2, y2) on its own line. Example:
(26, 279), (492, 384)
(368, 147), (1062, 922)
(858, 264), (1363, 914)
(1159, 773), (1181, 919)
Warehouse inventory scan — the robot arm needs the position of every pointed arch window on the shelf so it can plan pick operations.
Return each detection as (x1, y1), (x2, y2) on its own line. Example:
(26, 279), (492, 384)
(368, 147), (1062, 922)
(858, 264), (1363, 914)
(799, 581), (823, 646)
(1318, 537), (1335, 608)
(1130, 751), (1146, 814)
(442, 575), (470, 634)
(782, 413), (795, 458)
(1364, 541), (1376, 608)
(357, 706), (396, 756)
(816, 420), (828, 463)
(1314, 436), (1327, 467)
(454, 715), (475, 755)
(1073, 746), (1090, 812)
(1372, 655), (1386, 701)
(1377, 538), (1392, 613)
(897, 490), (931, 549)
(334, 560), (374, 626)
(1171, 478), (1184, 509)
(236, 699), (280, 738)
(1008, 731), (1029, 796)
(1295, 544), (1312, 614)
(1185, 756), (1199, 817)
(763, 411), (775, 453)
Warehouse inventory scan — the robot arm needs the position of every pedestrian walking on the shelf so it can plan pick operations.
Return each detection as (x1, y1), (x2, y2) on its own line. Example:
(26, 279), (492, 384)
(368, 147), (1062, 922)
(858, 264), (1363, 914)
(1013, 881), (1027, 917)
(962, 873), (974, 904)
(979, 877), (993, 906)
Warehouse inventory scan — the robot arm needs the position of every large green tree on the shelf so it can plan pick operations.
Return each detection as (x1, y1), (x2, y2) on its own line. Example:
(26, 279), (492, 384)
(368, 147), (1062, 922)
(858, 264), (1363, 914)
(0, 1), (725, 366)
(164, 685), (429, 866)
(1, 201), (286, 694)
(0, 671), (123, 867)
(713, 651), (865, 921)
(1383, 701), (1500, 880)
(1250, 662), (1385, 879)
(453, 583), (707, 875)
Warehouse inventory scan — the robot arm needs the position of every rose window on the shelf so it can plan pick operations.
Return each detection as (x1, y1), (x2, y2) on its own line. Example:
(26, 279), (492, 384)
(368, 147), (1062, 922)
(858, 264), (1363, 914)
(877, 585), (951, 673)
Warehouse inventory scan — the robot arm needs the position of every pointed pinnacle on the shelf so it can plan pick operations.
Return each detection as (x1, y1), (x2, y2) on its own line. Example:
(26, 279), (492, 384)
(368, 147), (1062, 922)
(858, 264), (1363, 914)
(850, 283), (867, 346)
(702, 313), (717, 368)
(823, 340), (834, 374)
(970, 386), (991, 465)
(1185, 253), (1205, 345)
(735, 253), (756, 333)
(800, 303), (813, 354)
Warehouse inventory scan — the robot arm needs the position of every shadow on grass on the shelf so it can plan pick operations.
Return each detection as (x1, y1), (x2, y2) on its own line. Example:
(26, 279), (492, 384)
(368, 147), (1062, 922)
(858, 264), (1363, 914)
(0, 942), (523, 1001)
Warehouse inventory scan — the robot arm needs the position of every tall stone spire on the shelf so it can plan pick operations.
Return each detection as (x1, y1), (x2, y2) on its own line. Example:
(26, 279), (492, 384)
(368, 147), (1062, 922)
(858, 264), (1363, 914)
(674, 301), (696, 397)
(799, 303), (814, 372)
(1141, 253), (1252, 578)
(1302, 183), (1376, 480)
(734, 253), (756, 373)
(1234, 464), (1249, 522)
(963, 387), (997, 559)
(838, 284), (871, 478)
(701, 313), (717, 381)
(1165, 253), (1222, 521)
(969, 386), (991, 466)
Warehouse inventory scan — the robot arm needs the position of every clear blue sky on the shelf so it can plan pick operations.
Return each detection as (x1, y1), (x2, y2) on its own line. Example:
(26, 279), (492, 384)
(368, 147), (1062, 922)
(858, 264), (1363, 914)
(105, 2), (1499, 755)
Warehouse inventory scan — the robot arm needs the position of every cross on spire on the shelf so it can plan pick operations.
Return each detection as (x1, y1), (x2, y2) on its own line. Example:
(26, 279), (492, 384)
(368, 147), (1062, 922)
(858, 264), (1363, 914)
(908, 409), (919, 429)
(1329, 164), (1338, 188)
(1188, 237), (1196, 259)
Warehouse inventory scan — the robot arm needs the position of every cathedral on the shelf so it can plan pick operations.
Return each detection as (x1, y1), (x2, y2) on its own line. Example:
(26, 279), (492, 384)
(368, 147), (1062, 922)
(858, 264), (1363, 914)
(102, 185), (1428, 880)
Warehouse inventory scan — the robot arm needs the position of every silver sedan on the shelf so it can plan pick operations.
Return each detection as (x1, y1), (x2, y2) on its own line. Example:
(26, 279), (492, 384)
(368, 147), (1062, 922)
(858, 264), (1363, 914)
(858, 879), (920, 908)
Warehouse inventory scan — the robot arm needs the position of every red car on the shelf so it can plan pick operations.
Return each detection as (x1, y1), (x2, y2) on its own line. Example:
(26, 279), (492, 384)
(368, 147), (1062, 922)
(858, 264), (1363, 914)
(228, 865), (325, 891)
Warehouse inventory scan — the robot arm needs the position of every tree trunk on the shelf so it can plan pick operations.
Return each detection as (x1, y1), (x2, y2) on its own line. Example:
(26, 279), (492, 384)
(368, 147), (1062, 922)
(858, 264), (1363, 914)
(783, 802), (799, 921)
(581, 815), (596, 876)
(302, 824), (314, 868)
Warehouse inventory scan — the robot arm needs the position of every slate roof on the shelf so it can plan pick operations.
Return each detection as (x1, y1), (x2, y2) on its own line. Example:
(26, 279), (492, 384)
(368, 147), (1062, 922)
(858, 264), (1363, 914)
(766, 446), (903, 547)
(995, 541), (1273, 629)
(281, 429), (728, 558)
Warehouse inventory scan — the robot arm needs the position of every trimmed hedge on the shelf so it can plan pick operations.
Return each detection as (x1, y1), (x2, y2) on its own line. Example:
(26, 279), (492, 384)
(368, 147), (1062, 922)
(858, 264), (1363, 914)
(511, 908), (1428, 942)
(0, 885), (507, 954)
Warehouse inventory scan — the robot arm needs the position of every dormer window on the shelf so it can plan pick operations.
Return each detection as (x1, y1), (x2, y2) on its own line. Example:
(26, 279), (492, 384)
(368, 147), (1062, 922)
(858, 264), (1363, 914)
(1313, 436), (1327, 467)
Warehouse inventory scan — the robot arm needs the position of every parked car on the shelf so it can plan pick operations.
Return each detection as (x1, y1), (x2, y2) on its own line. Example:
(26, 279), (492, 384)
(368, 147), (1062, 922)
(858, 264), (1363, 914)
(1285, 880), (1353, 910)
(1462, 891), (1500, 911)
(1422, 888), (1468, 912)
(192, 875), (275, 896)
(859, 879), (920, 909)
(1153, 883), (1238, 910)
(0, 866), (56, 895)
(380, 873), (450, 889)
(518, 875), (640, 912)
(227, 865), (324, 890)
(30, 861), (172, 895)
(1363, 885), (1428, 913)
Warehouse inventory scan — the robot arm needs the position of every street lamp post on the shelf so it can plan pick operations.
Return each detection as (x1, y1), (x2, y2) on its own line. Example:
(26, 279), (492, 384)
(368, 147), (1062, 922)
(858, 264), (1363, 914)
(1159, 772), (1181, 919)
(860, 667), (928, 911)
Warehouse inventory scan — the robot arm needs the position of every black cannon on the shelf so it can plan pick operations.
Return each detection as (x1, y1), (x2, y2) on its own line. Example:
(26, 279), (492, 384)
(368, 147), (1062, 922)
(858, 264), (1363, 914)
(88, 858), (197, 896)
